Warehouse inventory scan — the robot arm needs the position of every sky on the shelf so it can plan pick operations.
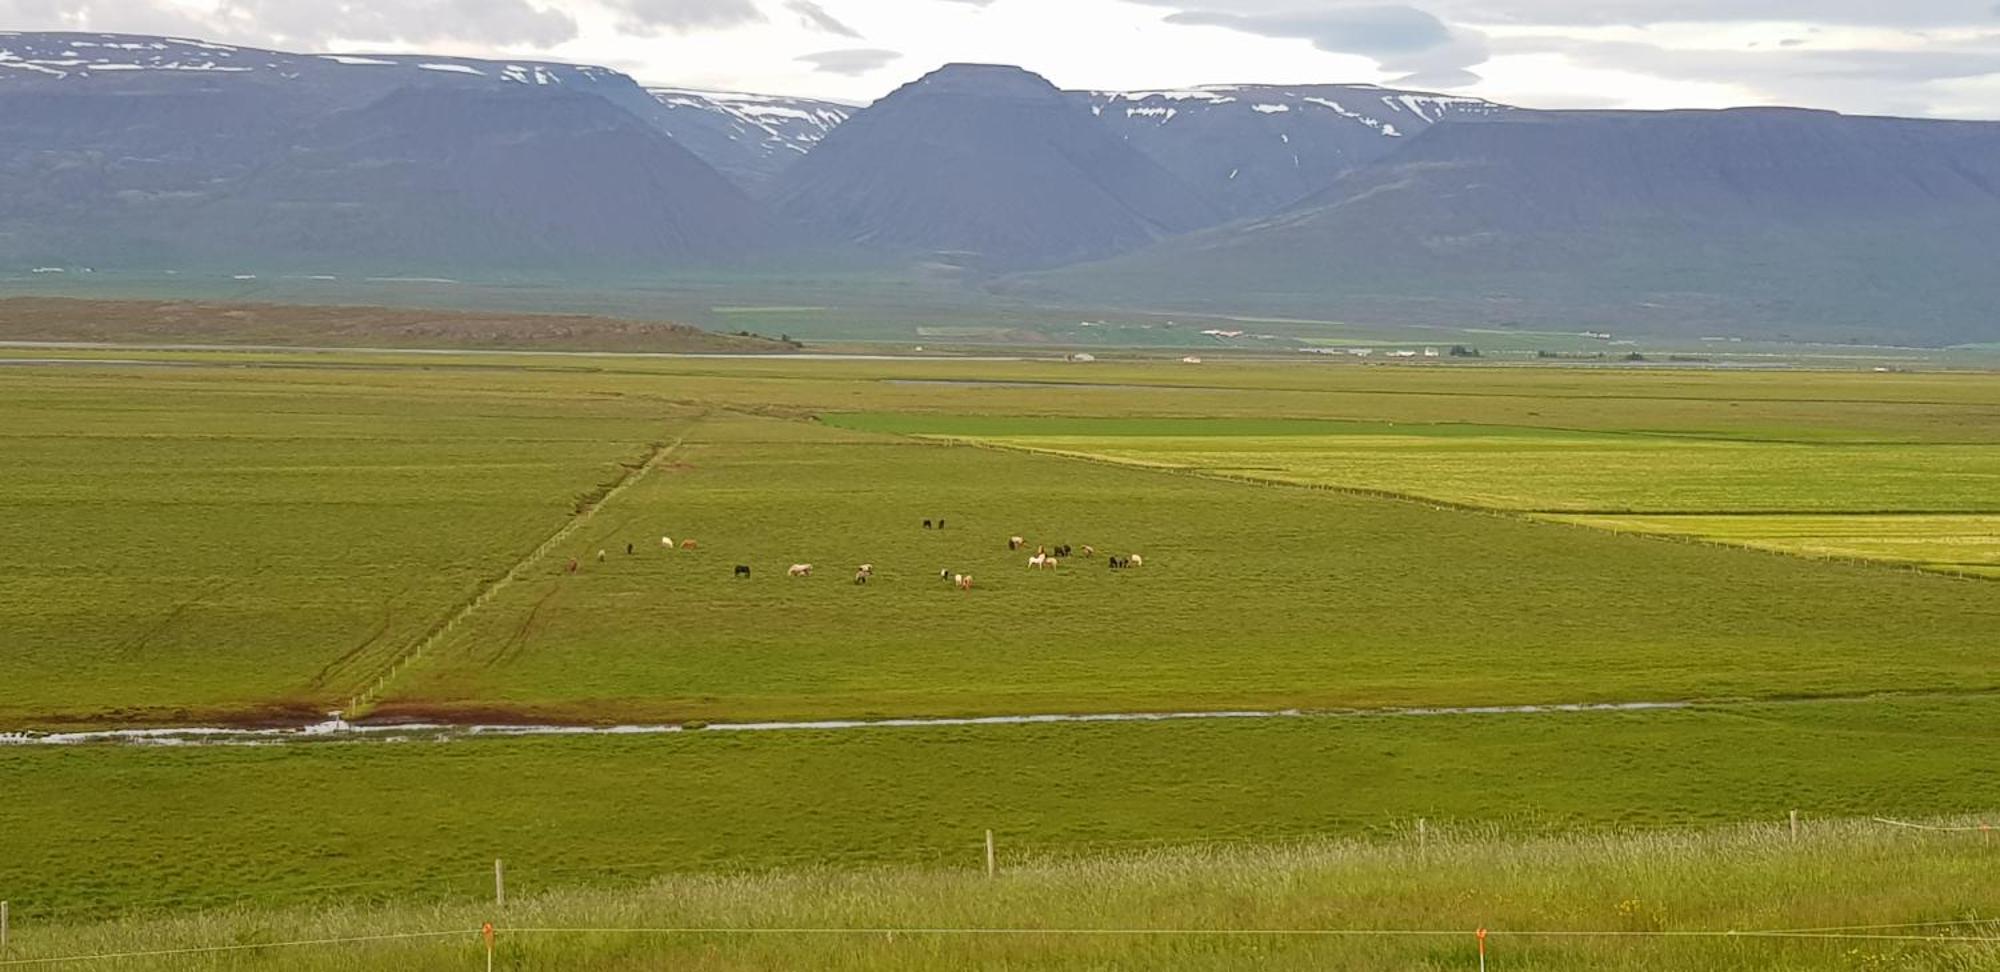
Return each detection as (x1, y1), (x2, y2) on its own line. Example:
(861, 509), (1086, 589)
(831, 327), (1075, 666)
(4, 0), (2000, 117)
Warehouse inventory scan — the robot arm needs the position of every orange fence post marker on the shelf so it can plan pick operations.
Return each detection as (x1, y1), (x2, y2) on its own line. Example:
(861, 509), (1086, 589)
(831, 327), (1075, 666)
(483, 922), (496, 972)
(1477, 927), (1488, 972)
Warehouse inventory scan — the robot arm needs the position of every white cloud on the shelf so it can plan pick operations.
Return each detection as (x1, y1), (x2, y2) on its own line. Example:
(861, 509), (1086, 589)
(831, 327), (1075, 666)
(2, 0), (1996, 117)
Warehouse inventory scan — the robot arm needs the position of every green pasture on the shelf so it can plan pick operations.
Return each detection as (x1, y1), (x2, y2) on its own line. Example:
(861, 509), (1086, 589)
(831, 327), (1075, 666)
(2, 347), (1997, 955)
(378, 410), (1997, 723)
(0, 369), (687, 725)
(3, 695), (1998, 923)
(2, 360), (1997, 728)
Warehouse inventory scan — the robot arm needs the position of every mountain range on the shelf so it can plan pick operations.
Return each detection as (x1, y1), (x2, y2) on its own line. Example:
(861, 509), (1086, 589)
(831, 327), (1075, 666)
(2, 30), (1998, 345)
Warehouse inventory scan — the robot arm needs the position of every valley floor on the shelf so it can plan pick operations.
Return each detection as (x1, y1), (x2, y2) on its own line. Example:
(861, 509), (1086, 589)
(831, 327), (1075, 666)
(0, 341), (1993, 968)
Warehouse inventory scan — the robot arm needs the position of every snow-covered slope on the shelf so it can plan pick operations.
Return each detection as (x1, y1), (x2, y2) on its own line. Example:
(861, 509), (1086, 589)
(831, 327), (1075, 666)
(1079, 84), (1511, 217)
(647, 87), (853, 194)
(0, 32), (785, 273)
(0, 31), (629, 91)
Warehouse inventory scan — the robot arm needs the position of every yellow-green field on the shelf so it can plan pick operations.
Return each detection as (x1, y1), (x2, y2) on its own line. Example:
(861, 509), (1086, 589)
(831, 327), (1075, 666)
(829, 414), (2000, 575)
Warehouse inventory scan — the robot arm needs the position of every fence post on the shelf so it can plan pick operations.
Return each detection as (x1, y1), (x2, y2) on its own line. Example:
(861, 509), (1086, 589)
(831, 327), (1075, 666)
(1789, 810), (1799, 843)
(494, 858), (505, 908)
(985, 830), (996, 878)
(2, 899), (9, 955)
(1418, 818), (1427, 857)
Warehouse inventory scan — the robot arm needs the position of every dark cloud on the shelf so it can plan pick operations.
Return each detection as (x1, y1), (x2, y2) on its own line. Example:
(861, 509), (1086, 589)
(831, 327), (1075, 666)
(787, 0), (860, 37)
(797, 47), (900, 75)
(1169, 5), (1453, 55)
(601, 0), (763, 34)
(1164, 4), (1489, 86)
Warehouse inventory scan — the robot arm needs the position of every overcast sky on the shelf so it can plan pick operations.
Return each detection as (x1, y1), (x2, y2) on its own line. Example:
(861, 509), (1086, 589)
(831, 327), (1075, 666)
(6, 0), (2000, 116)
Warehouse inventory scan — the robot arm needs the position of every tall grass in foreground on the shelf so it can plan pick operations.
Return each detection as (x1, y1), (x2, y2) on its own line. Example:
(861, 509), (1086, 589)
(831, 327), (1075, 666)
(7, 816), (1995, 970)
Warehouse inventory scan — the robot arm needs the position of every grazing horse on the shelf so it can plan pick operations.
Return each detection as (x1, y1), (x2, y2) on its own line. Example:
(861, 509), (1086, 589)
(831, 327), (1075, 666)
(938, 519), (946, 530)
(789, 563), (814, 577)
(855, 564), (875, 585)
(939, 568), (954, 581)
(1109, 557), (1129, 570)
(1129, 554), (1144, 568)
(955, 574), (974, 591)
(661, 536), (674, 548)
(734, 565), (752, 579)
(626, 542), (634, 555)
(1008, 536), (1025, 551)
(1029, 554), (1058, 570)
(681, 539), (699, 550)
(924, 519), (933, 529)
(597, 549), (607, 562)
(1081, 545), (1095, 558)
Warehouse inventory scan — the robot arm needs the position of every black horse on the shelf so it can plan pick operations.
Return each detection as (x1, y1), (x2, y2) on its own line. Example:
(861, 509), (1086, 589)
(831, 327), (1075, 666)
(734, 565), (752, 578)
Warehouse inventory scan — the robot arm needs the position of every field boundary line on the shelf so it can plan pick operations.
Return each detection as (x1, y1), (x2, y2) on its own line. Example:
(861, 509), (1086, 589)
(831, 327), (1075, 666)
(494, 924), (2000, 945)
(929, 436), (1998, 583)
(1873, 817), (1994, 833)
(344, 429), (694, 716)
(8, 923), (1993, 967)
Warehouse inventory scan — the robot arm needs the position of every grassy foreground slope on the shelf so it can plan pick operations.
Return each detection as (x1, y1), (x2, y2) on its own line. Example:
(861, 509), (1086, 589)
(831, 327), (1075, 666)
(380, 411), (1998, 723)
(9, 816), (1997, 970)
(4, 695), (1998, 922)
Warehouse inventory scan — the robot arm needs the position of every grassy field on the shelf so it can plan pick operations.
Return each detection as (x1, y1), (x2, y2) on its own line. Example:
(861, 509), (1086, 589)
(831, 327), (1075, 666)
(0, 367), (689, 725)
(370, 410), (2000, 724)
(1, 343), (1996, 965)
(7, 817), (1996, 970)
(6, 360), (1993, 728)
(828, 414), (2000, 575)
(3, 695), (1998, 923)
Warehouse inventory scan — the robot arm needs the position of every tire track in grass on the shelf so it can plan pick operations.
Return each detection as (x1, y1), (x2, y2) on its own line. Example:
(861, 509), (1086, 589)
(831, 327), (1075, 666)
(342, 427), (694, 717)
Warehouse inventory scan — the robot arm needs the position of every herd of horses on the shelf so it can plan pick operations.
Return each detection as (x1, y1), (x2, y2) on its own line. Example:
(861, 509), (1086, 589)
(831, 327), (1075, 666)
(584, 520), (1143, 590)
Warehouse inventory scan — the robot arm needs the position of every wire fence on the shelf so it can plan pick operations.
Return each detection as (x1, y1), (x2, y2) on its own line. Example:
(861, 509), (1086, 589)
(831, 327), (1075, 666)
(1, 920), (1996, 969)
(1, 816), (1993, 966)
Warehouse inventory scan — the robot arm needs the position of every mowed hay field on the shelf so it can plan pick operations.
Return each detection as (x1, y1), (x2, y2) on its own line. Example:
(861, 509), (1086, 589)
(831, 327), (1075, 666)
(833, 414), (2000, 576)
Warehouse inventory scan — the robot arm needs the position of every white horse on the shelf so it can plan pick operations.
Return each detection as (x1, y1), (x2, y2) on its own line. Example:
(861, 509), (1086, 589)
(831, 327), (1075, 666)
(789, 563), (814, 577)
